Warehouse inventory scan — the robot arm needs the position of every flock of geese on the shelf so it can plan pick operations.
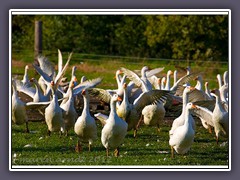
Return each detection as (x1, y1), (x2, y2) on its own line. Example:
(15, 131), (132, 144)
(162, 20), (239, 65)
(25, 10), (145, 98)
(12, 50), (229, 158)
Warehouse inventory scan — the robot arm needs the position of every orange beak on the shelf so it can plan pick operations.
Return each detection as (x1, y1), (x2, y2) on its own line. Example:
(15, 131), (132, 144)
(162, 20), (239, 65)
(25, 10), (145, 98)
(123, 83), (127, 89)
(50, 81), (54, 86)
(74, 77), (78, 82)
(189, 86), (195, 91)
(117, 96), (122, 102)
(194, 76), (199, 81)
(81, 89), (86, 95)
(191, 104), (197, 109)
(30, 78), (34, 82)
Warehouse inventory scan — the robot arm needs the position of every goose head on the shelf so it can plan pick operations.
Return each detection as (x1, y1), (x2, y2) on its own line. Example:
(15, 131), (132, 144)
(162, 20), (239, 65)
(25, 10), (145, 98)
(30, 77), (37, 83)
(186, 66), (191, 75)
(50, 80), (56, 92)
(80, 76), (87, 83)
(210, 89), (221, 98)
(141, 66), (149, 77)
(194, 75), (202, 81)
(112, 94), (122, 103)
(167, 70), (173, 76)
(115, 69), (123, 77)
(69, 80), (75, 89)
(223, 71), (229, 85)
(188, 102), (198, 110)
(25, 65), (29, 71)
(183, 85), (195, 94)
(81, 89), (86, 95)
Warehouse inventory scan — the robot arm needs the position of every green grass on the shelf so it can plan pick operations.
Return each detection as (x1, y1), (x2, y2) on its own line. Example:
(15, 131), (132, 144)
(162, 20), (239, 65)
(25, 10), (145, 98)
(11, 53), (229, 168)
(11, 118), (229, 167)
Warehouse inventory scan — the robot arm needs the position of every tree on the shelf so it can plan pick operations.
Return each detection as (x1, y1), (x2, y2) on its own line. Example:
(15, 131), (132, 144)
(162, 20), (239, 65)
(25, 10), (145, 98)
(144, 15), (228, 61)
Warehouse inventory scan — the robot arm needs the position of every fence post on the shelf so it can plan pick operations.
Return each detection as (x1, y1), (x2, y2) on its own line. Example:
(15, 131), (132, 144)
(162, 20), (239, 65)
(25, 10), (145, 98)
(34, 21), (42, 61)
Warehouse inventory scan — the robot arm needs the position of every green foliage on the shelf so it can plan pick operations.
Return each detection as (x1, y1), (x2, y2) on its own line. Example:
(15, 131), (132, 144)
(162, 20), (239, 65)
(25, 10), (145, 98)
(144, 15), (228, 61)
(12, 14), (228, 61)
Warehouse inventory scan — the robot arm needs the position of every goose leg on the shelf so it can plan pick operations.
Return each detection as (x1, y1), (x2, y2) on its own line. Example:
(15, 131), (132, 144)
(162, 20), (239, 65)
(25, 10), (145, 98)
(171, 146), (174, 159)
(88, 143), (91, 152)
(114, 147), (120, 157)
(106, 148), (109, 157)
(157, 124), (161, 133)
(59, 131), (63, 138)
(75, 139), (82, 153)
(208, 126), (212, 134)
(47, 130), (51, 136)
(136, 115), (143, 130)
(133, 128), (137, 138)
(65, 130), (69, 137)
(25, 121), (30, 133)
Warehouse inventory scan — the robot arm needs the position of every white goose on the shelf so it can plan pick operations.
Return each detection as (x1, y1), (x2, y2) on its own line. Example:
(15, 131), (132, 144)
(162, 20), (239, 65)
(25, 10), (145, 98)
(12, 79), (29, 133)
(92, 84), (170, 138)
(173, 70), (178, 85)
(30, 78), (51, 102)
(169, 102), (196, 158)
(44, 81), (65, 136)
(161, 77), (166, 90)
(169, 86), (196, 136)
(74, 89), (98, 152)
(216, 74), (223, 90)
(211, 89), (229, 144)
(164, 70), (173, 90)
(223, 71), (229, 85)
(22, 65), (31, 87)
(101, 94), (128, 157)
(219, 84), (229, 112)
(33, 49), (71, 97)
(120, 66), (164, 94)
(194, 75), (203, 91)
(141, 100), (165, 132)
(205, 81), (214, 100)
(193, 89), (228, 144)
(60, 81), (78, 135)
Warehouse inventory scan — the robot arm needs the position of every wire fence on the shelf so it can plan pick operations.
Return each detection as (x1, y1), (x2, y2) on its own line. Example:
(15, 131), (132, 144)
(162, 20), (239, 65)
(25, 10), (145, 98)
(11, 49), (229, 86)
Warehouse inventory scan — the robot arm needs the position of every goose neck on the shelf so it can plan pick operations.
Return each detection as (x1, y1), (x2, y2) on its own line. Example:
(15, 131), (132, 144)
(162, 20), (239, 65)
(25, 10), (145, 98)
(83, 93), (90, 114)
(182, 91), (189, 109)
(215, 93), (225, 112)
(184, 108), (192, 127)
(110, 99), (117, 117)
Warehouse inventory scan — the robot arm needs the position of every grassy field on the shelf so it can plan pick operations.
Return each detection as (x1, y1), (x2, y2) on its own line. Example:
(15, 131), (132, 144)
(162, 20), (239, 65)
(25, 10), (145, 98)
(10, 53), (229, 169)
(11, 51), (228, 90)
(11, 117), (229, 167)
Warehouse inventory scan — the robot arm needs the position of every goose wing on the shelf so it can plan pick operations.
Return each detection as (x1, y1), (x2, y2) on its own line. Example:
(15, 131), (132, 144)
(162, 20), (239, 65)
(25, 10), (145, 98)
(73, 77), (102, 96)
(94, 113), (108, 126)
(54, 52), (73, 87)
(171, 72), (201, 93)
(57, 49), (63, 74)
(188, 89), (210, 102)
(146, 67), (165, 78)
(36, 55), (55, 77)
(120, 67), (146, 91)
(193, 100), (215, 112)
(32, 63), (52, 85)
(192, 105), (214, 126)
(133, 90), (171, 112)
(88, 87), (112, 104)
